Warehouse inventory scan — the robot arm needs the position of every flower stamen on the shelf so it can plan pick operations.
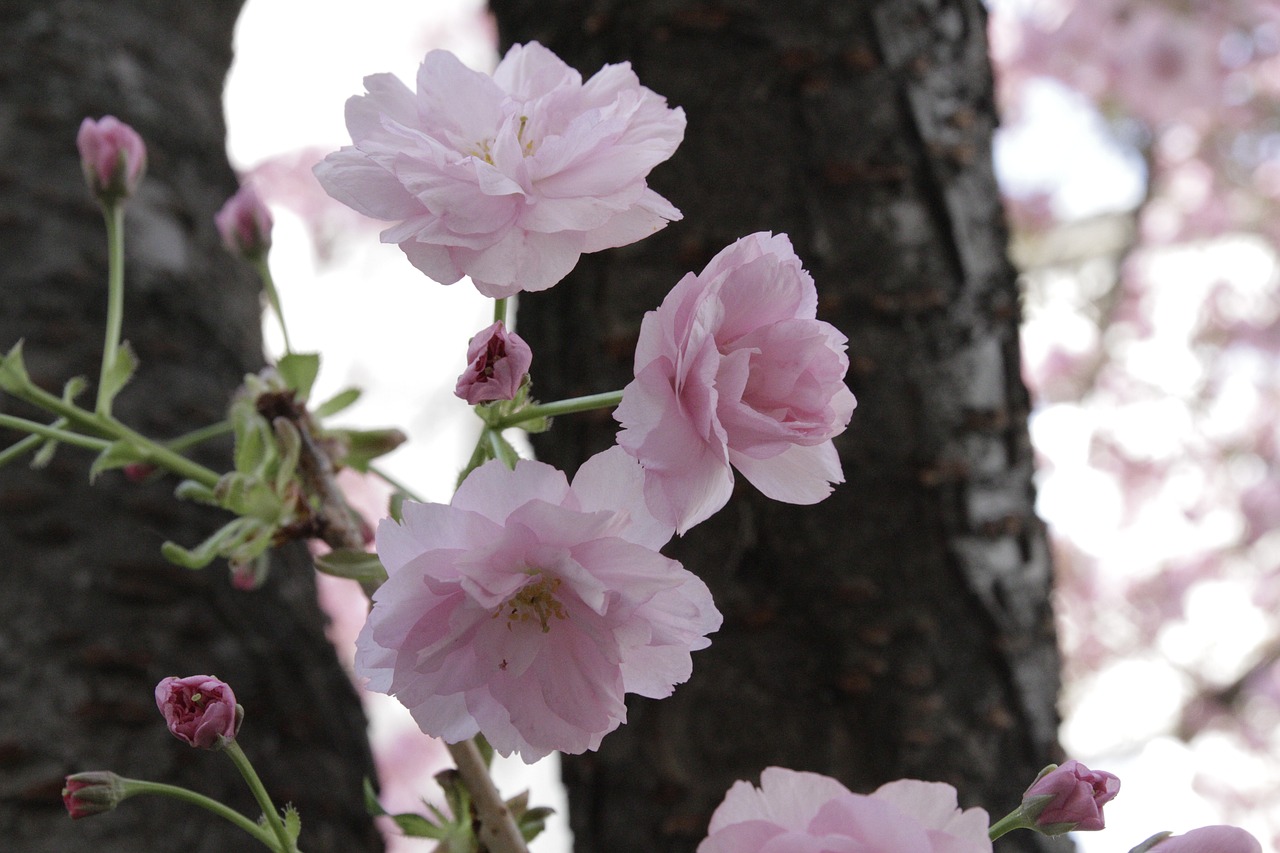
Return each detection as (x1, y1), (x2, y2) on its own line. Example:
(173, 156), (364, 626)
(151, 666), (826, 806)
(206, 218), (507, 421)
(496, 573), (566, 633)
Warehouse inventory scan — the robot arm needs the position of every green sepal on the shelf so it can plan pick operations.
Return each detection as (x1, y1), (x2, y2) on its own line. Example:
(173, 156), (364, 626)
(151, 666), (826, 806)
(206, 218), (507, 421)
(271, 418), (302, 496)
(0, 340), (31, 394)
(174, 479), (219, 505)
(88, 439), (146, 483)
(277, 352), (320, 401)
(160, 519), (246, 569)
(313, 549), (388, 585)
(388, 491), (406, 524)
(337, 428), (407, 472)
(1128, 832), (1173, 853)
(63, 375), (89, 402)
(488, 430), (521, 469)
(232, 407), (272, 475)
(31, 436), (59, 469)
(313, 387), (361, 419)
(362, 778), (450, 840)
(282, 804), (301, 843)
(518, 415), (551, 434)
(96, 340), (138, 414)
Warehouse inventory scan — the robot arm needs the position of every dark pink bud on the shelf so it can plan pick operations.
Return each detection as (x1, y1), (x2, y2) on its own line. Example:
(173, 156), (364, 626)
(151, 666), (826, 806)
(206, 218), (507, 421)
(62, 771), (126, 819)
(123, 462), (157, 483)
(155, 675), (241, 749)
(76, 116), (146, 202)
(1021, 760), (1120, 834)
(215, 185), (274, 259)
(454, 321), (533, 405)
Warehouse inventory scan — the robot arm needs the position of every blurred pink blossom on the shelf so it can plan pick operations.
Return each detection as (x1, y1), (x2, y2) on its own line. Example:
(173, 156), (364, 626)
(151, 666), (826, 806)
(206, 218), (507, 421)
(355, 447), (721, 762)
(454, 321), (532, 405)
(154, 675), (241, 750)
(616, 232), (855, 534)
(315, 41), (685, 298)
(215, 184), (274, 260)
(76, 116), (146, 202)
(697, 766), (991, 853)
(1146, 825), (1262, 853)
(1021, 759), (1119, 834)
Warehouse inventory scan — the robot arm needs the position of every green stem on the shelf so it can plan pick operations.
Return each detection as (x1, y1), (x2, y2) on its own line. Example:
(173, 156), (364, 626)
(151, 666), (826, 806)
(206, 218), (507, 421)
(493, 297), (508, 326)
(225, 741), (298, 853)
(254, 258), (293, 354)
(988, 809), (1032, 841)
(12, 381), (221, 488)
(0, 431), (43, 468)
(0, 414), (111, 452)
(492, 390), (624, 430)
(166, 420), (233, 452)
(123, 778), (279, 849)
(369, 464), (427, 503)
(96, 201), (126, 416)
(456, 430), (493, 489)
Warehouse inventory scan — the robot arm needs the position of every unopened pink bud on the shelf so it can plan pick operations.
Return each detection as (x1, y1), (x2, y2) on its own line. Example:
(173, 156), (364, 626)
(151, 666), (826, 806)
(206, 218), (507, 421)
(155, 675), (242, 749)
(76, 116), (146, 202)
(454, 322), (533, 405)
(215, 185), (274, 259)
(1021, 760), (1120, 834)
(123, 462), (157, 483)
(62, 771), (127, 819)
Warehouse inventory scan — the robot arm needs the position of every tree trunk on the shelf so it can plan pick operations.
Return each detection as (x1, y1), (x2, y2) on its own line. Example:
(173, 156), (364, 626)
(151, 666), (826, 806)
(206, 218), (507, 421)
(490, 2), (1062, 851)
(0, 3), (380, 851)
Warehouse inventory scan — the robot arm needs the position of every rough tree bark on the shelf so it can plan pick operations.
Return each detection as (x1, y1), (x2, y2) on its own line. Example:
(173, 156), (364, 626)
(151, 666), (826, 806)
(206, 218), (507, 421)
(0, 3), (380, 851)
(490, 2), (1063, 851)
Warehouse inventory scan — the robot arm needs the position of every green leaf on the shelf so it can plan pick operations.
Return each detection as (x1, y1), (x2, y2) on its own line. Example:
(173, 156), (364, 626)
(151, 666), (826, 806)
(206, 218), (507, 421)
(362, 778), (388, 818)
(389, 491), (406, 524)
(96, 341), (138, 414)
(519, 806), (555, 842)
(313, 549), (388, 585)
(313, 387), (361, 419)
(88, 439), (145, 483)
(0, 340), (31, 393)
(338, 428), (407, 472)
(283, 804), (301, 842)
(392, 813), (447, 839)
(277, 352), (321, 400)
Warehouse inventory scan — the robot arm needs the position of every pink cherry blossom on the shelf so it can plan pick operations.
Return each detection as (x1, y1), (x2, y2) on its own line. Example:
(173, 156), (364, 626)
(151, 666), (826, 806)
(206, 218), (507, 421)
(1020, 759), (1119, 833)
(698, 767), (992, 853)
(154, 675), (241, 749)
(76, 116), (146, 202)
(455, 321), (533, 405)
(215, 184), (274, 259)
(314, 42), (685, 299)
(354, 447), (721, 762)
(1147, 826), (1262, 853)
(615, 232), (856, 534)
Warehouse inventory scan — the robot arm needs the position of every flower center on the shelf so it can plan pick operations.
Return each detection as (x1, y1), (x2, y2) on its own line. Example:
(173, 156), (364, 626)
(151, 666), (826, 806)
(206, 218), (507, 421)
(496, 573), (566, 633)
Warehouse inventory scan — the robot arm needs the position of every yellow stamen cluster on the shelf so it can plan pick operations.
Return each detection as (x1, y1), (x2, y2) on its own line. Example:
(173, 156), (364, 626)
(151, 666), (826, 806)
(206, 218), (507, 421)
(496, 574), (567, 633)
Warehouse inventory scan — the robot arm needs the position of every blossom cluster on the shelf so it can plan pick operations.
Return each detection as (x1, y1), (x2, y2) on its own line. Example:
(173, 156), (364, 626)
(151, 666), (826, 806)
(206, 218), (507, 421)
(313, 40), (855, 763)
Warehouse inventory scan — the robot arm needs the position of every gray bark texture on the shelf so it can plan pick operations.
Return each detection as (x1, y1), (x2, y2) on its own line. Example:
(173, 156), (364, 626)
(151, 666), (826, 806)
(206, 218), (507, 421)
(490, 1), (1064, 851)
(0, 3), (380, 851)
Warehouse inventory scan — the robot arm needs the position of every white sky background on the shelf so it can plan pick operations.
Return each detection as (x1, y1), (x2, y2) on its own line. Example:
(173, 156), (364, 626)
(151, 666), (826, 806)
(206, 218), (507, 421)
(224, 2), (1270, 851)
